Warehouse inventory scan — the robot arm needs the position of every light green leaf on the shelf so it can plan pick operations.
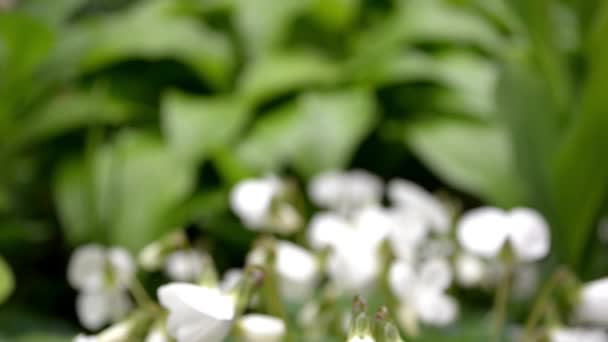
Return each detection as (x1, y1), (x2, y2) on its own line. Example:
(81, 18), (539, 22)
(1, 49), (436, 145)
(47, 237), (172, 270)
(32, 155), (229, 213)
(407, 116), (524, 207)
(237, 51), (340, 106)
(234, 0), (309, 57)
(237, 88), (376, 177)
(19, 0), (86, 26)
(109, 132), (195, 251)
(310, 0), (361, 31)
(81, 0), (234, 88)
(161, 91), (250, 165)
(0, 255), (14, 305)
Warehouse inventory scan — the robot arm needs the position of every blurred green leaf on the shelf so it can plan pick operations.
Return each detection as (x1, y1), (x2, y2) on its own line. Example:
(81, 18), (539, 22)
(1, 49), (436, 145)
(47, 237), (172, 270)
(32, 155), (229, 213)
(7, 90), (139, 152)
(237, 88), (376, 177)
(0, 255), (14, 305)
(161, 90), (250, 165)
(234, 0), (308, 57)
(237, 50), (340, 106)
(310, 0), (361, 31)
(407, 116), (525, 207)
(551, 3), (608, 266)
(81, 0), (234, 88)
(19, 0), (86, 26)
(14, 334), (70, 342)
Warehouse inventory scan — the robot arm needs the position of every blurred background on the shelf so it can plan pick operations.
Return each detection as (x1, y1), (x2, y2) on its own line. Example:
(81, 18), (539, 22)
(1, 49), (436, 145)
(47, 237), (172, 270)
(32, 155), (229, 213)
(0, 0), (607, 340)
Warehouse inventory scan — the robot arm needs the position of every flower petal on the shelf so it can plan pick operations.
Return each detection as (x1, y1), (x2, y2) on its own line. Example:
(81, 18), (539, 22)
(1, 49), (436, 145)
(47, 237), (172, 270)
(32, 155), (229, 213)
(457, 207), (509, 258)
(508, 208), (550, 262)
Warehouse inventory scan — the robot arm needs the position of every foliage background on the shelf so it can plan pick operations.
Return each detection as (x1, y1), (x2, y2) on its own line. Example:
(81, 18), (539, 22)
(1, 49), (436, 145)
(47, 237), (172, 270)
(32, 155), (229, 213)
(0, 0), (607, 340)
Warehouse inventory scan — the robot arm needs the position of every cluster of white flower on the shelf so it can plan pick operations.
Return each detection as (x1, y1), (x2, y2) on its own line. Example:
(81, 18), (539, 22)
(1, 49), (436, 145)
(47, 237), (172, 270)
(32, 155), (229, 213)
(67, 169), (608, 342)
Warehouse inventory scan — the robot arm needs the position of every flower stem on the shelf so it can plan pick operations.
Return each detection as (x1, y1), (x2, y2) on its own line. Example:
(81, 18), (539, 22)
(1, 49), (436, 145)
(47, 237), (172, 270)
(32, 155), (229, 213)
(523, 267), (569, 341)
(491, 265), (512, 342)
(129, 276), (158, 313)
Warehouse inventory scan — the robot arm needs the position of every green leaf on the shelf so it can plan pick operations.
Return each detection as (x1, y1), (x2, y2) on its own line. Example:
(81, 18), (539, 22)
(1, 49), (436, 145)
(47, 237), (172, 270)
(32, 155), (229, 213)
(109, 132), (195, 251)
(19, 0), (86, 26)
(161, 90), (250, 165)
(7, 90), (139, 151)
(310, 0), (361, 31)
(81, 0), (234, 88)
(236, 88), (376, 177)
(234, 0), (309, 57)
(407, 116), (525, 207)
(551, 3), (608, 266)
(237, 50), (340, 106)
(0, 255), (14, 305)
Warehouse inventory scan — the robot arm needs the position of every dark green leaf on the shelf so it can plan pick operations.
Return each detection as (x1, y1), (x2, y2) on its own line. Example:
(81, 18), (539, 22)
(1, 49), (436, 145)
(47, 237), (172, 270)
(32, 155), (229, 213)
(0, 255), (14, 305)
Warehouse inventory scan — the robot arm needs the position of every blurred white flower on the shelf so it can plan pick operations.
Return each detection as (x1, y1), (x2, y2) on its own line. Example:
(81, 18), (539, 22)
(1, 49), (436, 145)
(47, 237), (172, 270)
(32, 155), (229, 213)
(220, 268), (243, 292)
(573, 278), (608, 326)
(238, 314), (286, 342)
(158, 283), (236, 342)
(74, 334), (96, 342)
(230, 176), (301, 233)
(308, 212), (352, 250)
(230, 176), (282, 229)
(274, 241), (319, 301)
(138, 230), (187, 271)
(387, 179), (450, 234)
(76, 290), (132, 332)
(247, 241), (319, 301)
(164, 250), (205, 282)
(327, 234), (380, 293)
(389, 258), (458, 327)
(454, 253), (486, 288)
(68, 244), (135, 330)
(308, 170), (382, 214)
(74, 318), (137, 342)
(550, 327), (608, 342)
(457, 207), (550, 262)
(348, 337), (375, 342)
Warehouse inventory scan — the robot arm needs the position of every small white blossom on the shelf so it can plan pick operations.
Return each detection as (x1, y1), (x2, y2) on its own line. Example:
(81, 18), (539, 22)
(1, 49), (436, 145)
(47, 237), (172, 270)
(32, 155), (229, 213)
(164, 250), (204, 282)
(68, 244), (135, 330)
(454, 253), (486, 288)
(220, 269), (243, 292)
(308, 212), (352, 250)
(348, 336), (375, 342)
(230, 176), (282, 229)
(327, 235), (380, 293)
(145, 323), (170, 342)
(550, 327), (608, 342)
(389, 258), (458, 327)
(238, 314), (286, 342)
(457, 207), (550, 262)
(573, 278), (608, 326)
(308, 170), (382, 214)
(158, 283), (236, 342)
(387, 179), (450, 234)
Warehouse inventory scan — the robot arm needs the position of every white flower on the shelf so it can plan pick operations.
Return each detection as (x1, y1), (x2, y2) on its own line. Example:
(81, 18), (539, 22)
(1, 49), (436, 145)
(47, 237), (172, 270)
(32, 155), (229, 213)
(164, 250), (204, 282)
(68, 244), (135, 330)
(274, 241), (319, 301)
(158, 283), (236, 342)
(76, 290), (132, 332)
(308, 170), (382, 214)
(389, 258), (458, 327)
(230, 176), (282, 229)
(220, 269), (243, 292)
(74, 334), (97, 342)
(454, 253), (485, 288)
(348, 336), (375, 342)
(573, 278), (608, 326)
(327, 235), (380, 293)
(74, 319), (138, 342)
(308, 212), (352, 250)
(551, 327), (608, 342)
(247, 241), (318, 301)
(145, 323), (170, 342)
(387, 179), (450, 234)
(238, 314), (286, 342)
(457, 207), (550, 262)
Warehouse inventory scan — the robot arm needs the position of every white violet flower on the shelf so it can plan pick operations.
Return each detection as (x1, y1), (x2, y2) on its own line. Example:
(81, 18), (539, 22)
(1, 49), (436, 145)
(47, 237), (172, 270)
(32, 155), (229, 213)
(308, 169), (382, 214)
(573, 277), (608, 326)
(238, 314), (286, 342)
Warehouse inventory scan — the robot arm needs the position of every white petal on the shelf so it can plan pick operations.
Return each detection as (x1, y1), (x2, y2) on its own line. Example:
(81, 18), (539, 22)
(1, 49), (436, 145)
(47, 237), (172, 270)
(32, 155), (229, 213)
(387, 210), (429, 260)
(230, 177), (280, 229)
(551, 327), (608, 342)
(308, 170), (345, 208)
(308, 170), (382, 213)
(344, 170), (383, 208)
(239, 314), (286, 342)
(107, 247), (135, 289)
(73, 334), (97, 342)
(164, 250), (204, 282)
(307, 212), (352, 250)
(327, 238), (380, 293)
(355, 206), (395, 247)
(145, 326), (170, 342)
(275, 241), (318, 301)
(96, 320), (134, 342)
(414, 292), (459, 327)
(457, 207), (509, 258)
(455, 253), (485, 288)
(76, 291), (111, 331)
(388, 260), (416, 301)
(418, 258), (452, 291)
(388, 179), (450, 233)
(220, 269), (243, 292)
(68, 244), (106, 291)
(512, 264), (539, 300)
(507, 208), (550, 262)
(108, 291), (132, 323)
(158, 283), (235, 342)
(574, 278), (608, 326)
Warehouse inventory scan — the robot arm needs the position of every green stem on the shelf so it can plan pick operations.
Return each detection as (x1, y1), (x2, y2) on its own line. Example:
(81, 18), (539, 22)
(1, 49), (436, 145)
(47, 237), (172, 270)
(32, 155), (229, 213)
(492, 265), (512, 342)
(129, 276), (159, 313)
(523, 267), (568, 341)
